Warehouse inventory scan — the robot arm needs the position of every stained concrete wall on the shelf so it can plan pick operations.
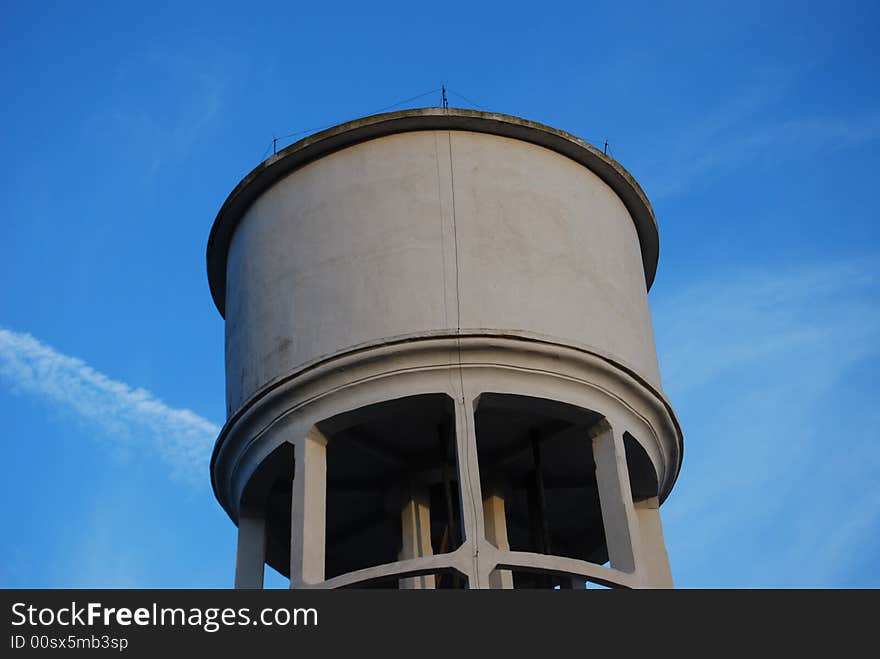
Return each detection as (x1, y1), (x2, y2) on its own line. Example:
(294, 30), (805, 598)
(223, 130), (661, 414)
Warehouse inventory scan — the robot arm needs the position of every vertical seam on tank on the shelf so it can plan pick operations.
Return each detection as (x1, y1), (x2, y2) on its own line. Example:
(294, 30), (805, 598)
(446, 132), (462, 332)
(447, 129), (481, 587)
(434, 132), (451, 330)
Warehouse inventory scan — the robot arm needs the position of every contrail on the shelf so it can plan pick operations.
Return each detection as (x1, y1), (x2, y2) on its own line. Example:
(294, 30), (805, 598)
(0, 327), (220, 484)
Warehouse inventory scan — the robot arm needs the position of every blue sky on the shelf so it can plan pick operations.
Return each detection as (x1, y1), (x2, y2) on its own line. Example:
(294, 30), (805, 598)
(1, 0), (877, 588)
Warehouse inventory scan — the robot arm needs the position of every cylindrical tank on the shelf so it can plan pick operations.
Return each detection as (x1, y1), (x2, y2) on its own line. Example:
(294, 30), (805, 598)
(208, 108), (682, 589)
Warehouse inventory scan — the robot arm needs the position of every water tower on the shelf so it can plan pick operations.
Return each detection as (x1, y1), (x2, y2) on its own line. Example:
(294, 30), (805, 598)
(207, 108), (683, 589)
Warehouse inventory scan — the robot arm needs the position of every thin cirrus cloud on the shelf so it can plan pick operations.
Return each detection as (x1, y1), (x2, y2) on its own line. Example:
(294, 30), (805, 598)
(634, 75), (880, 199)
(0, 327), (219, 485)
(653, 256), (880, 586)
(654, 257), (880, 395)
(647, 111), (880, 199)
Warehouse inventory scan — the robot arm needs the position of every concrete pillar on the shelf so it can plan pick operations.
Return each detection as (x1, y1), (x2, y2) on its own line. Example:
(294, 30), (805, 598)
(399, 484), (436, 589)
(592, 420), (639, 574)
(482, 493), (514, 589)
(290, 428), (327, 588)
(455, 396), (485, 588)
(634, 497), (674, 588)
(234, 510), (266, 589)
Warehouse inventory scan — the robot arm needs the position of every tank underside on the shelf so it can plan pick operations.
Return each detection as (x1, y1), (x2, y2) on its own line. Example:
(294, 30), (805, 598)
(214, 336), (680, 588)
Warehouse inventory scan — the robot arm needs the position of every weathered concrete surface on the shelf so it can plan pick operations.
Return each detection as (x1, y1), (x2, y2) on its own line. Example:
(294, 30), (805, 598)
(234, 512), (266, 589)
(221, 127), (662, 415)
(207, 108), (659, 316)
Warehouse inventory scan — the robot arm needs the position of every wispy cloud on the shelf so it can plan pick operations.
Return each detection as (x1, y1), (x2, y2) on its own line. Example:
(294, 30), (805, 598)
(656, 258), (880, 393)
(89, 44), (241, 186)
(654, 257), (880, 586)
(0, 327), (219, 485)
(638, 76), (880, 199)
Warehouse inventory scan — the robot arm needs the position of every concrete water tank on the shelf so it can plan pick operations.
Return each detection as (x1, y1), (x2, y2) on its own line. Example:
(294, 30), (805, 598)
(207, 108), (683, 589)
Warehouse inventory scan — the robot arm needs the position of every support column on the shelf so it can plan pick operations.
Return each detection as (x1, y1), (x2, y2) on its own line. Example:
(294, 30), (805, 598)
(234, 510), (266, 589)
(454, 396), (484, 588)
(399, 484), (436, 589)
(591, 420), (639, 574)
(290, 428), (327, 589)
(530, 431), (551, 555)
(634, 497), (674, 588)
(482, 492), (514, 589)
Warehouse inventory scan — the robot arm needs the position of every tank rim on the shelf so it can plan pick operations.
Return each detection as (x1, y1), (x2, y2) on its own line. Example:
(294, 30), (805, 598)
(205, 107), (660, 316)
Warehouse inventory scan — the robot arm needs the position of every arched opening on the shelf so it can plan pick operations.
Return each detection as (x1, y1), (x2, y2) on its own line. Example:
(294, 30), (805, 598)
(320, 393), (464, 588)
(473, 393), (609, 588)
